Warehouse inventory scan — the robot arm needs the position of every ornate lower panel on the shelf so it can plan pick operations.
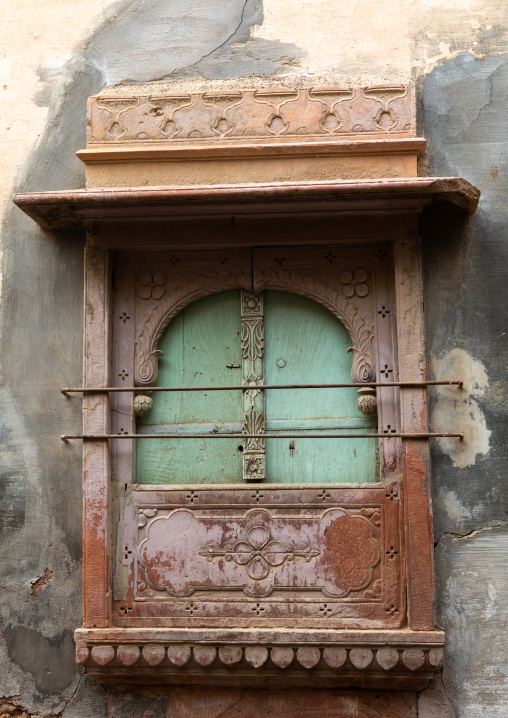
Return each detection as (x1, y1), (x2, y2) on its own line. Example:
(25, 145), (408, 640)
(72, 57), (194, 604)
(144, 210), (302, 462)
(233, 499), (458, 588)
(75, 629), (444, 690)
(116, 484), (404, 628)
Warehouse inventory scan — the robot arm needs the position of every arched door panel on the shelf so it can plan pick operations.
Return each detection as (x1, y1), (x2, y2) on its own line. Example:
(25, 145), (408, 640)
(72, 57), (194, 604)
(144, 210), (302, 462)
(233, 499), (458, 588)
(136, 290), (243, 484)
(136, 290), (377, 484)
(264, 291), (377, 483)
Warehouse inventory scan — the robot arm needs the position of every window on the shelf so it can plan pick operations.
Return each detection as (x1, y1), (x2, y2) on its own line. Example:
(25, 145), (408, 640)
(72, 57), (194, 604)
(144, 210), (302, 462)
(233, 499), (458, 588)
(135, 288), (378, 485)
(13, 82), (479, 689)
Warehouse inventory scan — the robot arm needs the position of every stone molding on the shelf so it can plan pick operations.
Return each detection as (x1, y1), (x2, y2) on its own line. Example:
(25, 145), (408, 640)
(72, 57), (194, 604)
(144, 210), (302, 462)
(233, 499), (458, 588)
(76, 633), (443, 689)
(86, 85), (416, 147)
(78, 84), (423, 187)
(13, 178), (481, 229)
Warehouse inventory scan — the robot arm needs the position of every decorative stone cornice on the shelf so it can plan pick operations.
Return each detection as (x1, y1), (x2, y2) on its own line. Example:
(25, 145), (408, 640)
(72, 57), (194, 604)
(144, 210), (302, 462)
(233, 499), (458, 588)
(75, 632), (444, 690)
(13, 178), (481, 229)
(75, 84), (425, 187)
(85, 85), (416, 146)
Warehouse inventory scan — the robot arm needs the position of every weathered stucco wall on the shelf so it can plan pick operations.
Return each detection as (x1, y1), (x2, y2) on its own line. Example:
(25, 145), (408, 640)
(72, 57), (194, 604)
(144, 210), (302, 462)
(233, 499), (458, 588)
(0, 1), (507, 716)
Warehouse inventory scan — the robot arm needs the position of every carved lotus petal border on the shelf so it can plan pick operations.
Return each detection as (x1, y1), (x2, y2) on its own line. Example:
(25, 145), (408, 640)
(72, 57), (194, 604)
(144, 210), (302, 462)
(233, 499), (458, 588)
(78, 641), (443, 675)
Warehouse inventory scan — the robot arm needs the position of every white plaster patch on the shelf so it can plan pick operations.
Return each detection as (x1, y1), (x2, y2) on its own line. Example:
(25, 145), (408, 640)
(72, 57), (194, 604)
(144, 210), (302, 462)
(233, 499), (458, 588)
(252, 0), (499, 79)
(439, 489), (473, 522)
(430, 348), (491, 468)
(483, 582), (498, 619)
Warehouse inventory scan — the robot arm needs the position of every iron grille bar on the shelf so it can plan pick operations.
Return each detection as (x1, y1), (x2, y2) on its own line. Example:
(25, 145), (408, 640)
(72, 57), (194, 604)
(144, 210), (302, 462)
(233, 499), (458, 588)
(61, 432), (464, 442)
(61, 380), (463, 396)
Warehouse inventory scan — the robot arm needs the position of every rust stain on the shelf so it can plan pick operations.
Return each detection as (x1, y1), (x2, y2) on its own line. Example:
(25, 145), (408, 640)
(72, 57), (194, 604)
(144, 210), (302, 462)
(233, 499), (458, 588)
(491, 165), (498, 180)
(323, 515), (380, 592)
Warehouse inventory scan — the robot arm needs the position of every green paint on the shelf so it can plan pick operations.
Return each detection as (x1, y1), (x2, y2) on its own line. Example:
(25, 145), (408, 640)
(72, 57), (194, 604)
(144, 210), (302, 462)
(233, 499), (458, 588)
(264, 291), (377, 483)
(136, 290), (243, 483)
(136, 289), (377, 485)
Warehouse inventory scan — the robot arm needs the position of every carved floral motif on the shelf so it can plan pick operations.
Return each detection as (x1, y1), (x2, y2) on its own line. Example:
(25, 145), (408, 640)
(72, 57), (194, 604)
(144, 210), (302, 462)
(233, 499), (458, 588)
(199, 525), (319, 580)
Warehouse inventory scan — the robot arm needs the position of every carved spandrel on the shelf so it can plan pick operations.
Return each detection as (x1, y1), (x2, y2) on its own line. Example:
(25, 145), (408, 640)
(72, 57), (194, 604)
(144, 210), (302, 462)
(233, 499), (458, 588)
(241, 291), (265, 481)
(135, 270), (249, 386)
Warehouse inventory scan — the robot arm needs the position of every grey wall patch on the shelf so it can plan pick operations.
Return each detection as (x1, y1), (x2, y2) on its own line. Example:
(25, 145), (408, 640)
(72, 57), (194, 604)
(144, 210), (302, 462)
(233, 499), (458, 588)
(430, 348), (491, 468)
(436, 528), (508, 717)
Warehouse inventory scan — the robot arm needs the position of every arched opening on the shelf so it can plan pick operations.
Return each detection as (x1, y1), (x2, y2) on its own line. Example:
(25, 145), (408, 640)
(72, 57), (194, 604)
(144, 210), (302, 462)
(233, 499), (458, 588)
(136, 289), (378, 484)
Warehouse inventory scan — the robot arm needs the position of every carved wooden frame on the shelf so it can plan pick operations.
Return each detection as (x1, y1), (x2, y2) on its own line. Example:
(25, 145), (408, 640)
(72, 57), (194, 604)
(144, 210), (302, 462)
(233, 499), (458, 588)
(134, 270), (376, 389)
(12, 179), (482, 688)
(58, 211), (449, 691)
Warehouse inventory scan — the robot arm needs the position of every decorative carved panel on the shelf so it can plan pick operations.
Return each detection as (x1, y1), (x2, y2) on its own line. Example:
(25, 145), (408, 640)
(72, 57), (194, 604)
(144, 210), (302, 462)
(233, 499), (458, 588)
(114, 484), (403, 629)
(87, 85), (415, 145)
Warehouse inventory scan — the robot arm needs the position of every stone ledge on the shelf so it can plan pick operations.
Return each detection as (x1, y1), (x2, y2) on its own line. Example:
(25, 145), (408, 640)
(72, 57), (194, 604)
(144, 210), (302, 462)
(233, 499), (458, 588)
(75, 629), (444, 689)
(13, 177), (481, 230)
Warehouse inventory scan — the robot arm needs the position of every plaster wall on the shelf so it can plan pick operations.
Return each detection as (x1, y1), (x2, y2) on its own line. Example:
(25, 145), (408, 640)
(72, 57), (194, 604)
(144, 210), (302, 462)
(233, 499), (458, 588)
(0, 1), (507, 716)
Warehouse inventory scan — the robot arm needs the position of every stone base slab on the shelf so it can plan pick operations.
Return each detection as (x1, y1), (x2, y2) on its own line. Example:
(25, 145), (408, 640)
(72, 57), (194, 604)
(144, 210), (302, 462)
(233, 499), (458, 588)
(75, 628), (444, 690)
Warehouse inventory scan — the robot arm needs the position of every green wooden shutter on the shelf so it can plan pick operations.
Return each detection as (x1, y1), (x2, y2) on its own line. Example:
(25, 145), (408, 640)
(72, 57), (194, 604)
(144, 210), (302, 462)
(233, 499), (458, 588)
(136, 290), (243, 484)
(136, 289), (377, 484)
(264, 291), (377, 483)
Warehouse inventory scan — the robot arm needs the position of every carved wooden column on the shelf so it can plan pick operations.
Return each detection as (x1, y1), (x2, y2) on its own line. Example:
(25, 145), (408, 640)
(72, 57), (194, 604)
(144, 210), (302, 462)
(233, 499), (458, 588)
(82, 238), (111, 628)
(394, 229), (435, 630)
(241, 291), (266, 481)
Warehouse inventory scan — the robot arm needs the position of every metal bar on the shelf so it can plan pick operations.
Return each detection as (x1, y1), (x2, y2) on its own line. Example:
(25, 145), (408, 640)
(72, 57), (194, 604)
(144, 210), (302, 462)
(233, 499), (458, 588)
(61, 432), (464, 442)
(61, 380), (463, 396)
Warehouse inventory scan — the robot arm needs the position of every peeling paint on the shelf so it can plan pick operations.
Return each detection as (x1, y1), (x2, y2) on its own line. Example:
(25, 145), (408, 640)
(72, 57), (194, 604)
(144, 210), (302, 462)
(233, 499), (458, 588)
(430, 348), (491, 468)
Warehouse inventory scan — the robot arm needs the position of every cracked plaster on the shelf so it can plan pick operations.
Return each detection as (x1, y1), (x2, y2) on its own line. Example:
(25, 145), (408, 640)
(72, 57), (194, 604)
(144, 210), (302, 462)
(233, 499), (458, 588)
(435, 528), (508, 717)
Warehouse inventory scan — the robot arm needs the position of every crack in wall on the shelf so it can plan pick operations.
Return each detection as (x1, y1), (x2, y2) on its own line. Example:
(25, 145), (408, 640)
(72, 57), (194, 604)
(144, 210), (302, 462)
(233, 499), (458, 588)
(170, 0), (250, 76)
(435, 522), (507, 546)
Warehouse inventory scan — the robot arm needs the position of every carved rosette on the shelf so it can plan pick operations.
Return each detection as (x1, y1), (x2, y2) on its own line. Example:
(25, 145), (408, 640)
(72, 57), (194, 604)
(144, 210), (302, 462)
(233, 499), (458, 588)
(241, 291), (266, 481)
(199, 524), (320, 580)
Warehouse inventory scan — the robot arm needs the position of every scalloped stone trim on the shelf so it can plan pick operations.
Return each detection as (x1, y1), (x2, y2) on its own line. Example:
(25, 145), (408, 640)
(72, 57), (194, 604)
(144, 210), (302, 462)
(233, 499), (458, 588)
(78, 641), (443, 673)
